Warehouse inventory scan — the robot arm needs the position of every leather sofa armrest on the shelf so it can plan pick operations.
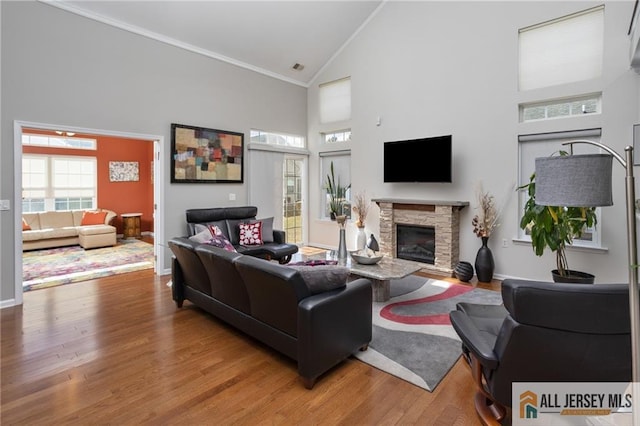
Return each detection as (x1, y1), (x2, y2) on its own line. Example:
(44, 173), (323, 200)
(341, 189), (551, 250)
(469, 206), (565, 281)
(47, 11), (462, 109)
(450, 310), (499, 371)
(273, 229), (286, 244)
(297, 278), (372, 387)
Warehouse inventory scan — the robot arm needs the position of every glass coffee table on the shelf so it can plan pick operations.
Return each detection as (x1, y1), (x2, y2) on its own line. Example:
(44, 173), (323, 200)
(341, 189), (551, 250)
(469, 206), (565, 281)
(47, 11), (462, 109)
(304, 251), (423, 302)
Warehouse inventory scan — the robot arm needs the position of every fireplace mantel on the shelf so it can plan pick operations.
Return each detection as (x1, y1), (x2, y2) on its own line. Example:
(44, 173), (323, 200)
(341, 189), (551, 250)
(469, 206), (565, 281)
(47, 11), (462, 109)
(373, 198), (469, 275)
(372, 198), (469, 209)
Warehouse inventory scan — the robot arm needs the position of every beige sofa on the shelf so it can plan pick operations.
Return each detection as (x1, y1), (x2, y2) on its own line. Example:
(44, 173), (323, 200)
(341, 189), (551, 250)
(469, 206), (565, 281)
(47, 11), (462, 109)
(22, 209), (117, 251)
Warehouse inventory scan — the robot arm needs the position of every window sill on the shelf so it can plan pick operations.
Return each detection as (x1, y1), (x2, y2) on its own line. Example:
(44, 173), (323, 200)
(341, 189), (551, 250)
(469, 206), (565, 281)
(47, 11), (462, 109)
(512, 238), (608, 254)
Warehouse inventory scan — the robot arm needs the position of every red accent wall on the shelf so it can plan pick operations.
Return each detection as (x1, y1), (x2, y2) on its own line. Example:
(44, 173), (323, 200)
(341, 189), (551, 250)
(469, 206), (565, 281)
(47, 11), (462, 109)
(23, 129), (154, 235)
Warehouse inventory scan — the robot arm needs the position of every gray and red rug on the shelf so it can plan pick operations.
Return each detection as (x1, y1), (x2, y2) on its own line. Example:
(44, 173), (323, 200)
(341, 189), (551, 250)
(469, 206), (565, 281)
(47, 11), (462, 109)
(353, 275), (503, 391)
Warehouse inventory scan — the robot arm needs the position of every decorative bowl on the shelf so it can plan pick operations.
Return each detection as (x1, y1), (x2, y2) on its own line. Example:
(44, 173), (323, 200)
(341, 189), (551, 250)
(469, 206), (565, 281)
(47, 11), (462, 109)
(350, 251), (383, 265)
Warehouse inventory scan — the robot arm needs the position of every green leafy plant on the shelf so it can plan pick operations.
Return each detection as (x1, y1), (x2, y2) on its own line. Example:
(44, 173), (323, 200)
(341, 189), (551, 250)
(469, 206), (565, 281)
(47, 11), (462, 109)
(325, 161), (350, 219)
(518, 169), (597, 278)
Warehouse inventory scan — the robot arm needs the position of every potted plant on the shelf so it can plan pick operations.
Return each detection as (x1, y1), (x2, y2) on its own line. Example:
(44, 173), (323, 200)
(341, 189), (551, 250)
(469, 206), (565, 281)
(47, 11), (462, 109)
(325, 161), (350, 220)
(518, 171), (597, 283)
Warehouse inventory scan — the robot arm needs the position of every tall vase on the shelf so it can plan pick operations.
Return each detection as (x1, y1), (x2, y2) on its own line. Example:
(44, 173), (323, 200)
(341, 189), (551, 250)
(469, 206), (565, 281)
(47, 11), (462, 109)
(337, 228), (348, 262)
(355, 226), (366, 251)
(475, 236), (494, 283)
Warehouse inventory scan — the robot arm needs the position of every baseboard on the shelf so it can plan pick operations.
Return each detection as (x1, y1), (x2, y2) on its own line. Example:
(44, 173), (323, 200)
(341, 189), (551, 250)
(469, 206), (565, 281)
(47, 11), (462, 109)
(0, 298), (18, 309)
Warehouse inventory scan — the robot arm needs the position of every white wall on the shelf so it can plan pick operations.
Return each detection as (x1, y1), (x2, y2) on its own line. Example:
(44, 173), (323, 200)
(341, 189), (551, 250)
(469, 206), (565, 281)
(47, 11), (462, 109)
(0, 2), (306, 304)
(308, 1), (639, 283)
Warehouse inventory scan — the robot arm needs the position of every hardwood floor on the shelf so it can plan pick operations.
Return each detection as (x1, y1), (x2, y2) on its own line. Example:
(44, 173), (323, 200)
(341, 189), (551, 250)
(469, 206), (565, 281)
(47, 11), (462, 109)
(1, 266), (500, 425)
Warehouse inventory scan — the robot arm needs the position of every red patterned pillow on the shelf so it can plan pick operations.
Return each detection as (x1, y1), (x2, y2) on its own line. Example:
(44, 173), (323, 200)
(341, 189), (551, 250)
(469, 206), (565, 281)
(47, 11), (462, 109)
(239, 222), (263, 246)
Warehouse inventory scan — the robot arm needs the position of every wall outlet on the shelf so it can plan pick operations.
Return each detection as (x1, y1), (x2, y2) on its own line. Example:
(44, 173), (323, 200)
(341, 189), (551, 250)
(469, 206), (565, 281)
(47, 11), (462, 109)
(228, 193), (236, 201)
(502, 238), (508, 248)
(0, 200), (10, 211)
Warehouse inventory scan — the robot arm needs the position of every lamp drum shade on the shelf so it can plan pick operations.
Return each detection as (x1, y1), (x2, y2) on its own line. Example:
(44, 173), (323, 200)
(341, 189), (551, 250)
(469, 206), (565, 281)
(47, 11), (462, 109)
(534, 154), (613, 207)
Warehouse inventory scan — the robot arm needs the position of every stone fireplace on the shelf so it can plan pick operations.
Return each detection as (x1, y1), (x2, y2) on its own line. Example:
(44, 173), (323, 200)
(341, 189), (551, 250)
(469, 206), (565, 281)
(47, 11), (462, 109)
(373, 198), (469, 275)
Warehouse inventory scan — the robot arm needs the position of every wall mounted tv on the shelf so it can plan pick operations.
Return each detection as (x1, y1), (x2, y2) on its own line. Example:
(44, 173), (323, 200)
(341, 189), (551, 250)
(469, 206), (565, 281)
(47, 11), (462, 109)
(383, 135), (452, 183)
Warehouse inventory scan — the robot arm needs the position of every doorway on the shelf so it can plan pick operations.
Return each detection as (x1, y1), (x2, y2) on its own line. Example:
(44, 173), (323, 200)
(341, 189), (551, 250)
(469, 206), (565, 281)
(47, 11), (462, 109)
(13, 120), (165, 305)
(283, 156), (304, 244)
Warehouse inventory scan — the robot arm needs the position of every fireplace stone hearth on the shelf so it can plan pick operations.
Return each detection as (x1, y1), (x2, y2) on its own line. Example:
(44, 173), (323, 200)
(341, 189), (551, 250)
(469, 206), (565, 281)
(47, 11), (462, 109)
(373, 198), (469, 275)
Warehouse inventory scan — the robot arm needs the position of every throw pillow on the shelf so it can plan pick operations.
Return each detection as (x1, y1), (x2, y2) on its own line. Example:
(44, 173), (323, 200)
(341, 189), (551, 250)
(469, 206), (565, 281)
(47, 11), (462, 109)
(289, 265), (349, 295)
(194, 223), (224, 237)
(81, 211), (107, 225)
(189, 229), (213, 244)
(239, 222), (263, 246)
(22, 217), (31, 231)
(206, 235), (237, 252)
(252, 217), (274, 243)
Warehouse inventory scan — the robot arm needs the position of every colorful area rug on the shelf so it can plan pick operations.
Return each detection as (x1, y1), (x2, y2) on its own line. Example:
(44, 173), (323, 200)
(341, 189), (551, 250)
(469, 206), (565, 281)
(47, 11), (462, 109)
(353, 275), (503, 391)
(23, 239), (154, 291)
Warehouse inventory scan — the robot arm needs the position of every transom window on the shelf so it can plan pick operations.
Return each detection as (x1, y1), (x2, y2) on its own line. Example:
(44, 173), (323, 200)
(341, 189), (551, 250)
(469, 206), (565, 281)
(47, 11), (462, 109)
(322, 130), (352, 144)
(22, 155), (97, 212)
(520, 94), (601, 122)
(250, 130), (305, 148)
(22, 133), (97, 150)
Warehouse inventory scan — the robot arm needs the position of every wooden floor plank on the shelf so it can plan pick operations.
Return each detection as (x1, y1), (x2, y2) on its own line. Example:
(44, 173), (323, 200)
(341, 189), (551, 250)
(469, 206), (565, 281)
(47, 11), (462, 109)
(1, 267), (500, 425)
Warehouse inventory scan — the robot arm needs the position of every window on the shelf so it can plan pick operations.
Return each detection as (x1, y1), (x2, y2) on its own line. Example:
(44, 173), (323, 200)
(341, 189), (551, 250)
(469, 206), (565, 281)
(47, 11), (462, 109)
(322, 130), (352, 144)
(320, 151), (351, 219)
(250, 130), (305, 148)
(519, 6), (604, 91)
(517, 129), (602, 248)
(319, 77), (351, 124)
(22, 133), (97, 150)
(520, 94), (601, 122)
(22, 155), (97, 212)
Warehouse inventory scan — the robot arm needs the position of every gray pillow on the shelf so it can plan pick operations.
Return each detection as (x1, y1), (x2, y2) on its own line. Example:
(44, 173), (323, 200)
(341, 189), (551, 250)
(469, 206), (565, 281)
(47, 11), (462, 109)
(251, 217), (274, 243)
(290, 265), (349, 295)
(189, 229), (213, 243)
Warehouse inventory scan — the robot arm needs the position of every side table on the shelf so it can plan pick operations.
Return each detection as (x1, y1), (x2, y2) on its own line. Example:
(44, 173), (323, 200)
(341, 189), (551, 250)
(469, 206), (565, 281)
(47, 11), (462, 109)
(122, 213), (142, 239)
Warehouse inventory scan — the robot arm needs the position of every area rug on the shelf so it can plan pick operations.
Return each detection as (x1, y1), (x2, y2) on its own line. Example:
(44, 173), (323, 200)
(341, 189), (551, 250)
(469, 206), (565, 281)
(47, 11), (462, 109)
(353, 275), (503, 391)
(23, 239), (154, 291)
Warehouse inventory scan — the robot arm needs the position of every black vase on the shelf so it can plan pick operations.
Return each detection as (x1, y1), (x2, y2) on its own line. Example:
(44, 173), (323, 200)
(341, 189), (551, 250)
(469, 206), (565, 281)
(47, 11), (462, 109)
(454, 261), (474, 282)
(475, 237), (494, 283)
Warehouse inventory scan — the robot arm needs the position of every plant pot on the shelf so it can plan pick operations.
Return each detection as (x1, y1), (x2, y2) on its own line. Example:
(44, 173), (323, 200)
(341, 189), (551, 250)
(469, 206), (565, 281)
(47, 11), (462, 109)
(551, 269), (595, 284)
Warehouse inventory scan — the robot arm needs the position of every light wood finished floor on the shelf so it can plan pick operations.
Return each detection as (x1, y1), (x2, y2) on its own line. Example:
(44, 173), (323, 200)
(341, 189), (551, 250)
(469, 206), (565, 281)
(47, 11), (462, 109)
(1, 266), (500, 425)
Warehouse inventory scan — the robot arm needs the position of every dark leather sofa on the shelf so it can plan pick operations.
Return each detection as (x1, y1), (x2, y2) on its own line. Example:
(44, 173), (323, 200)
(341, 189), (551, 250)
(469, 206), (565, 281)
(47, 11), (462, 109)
(185, 206), (298, 264)
(168, 237), (373, 389)
(450, 279), (632, 425)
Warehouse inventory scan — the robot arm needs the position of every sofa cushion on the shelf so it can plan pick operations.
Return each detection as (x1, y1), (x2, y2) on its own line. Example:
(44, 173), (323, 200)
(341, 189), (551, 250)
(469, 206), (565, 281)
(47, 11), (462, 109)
(239, 222), (263, 246)
(289, 265), (349, 295)
(190, 229), (214, 243)
(22, 217), (31, 231)
(77, 225), (116, 236)
(39, 211), (75, 229)
(81, 211), (107, 225)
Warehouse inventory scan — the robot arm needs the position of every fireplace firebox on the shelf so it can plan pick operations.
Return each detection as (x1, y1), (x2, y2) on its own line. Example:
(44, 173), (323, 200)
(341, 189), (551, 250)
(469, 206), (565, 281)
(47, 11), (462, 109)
(396, 224), (435, 264)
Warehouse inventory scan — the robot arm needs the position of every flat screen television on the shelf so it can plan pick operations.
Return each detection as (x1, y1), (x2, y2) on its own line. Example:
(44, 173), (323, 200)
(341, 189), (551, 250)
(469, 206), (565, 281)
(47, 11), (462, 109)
(383, 135), (452, 183)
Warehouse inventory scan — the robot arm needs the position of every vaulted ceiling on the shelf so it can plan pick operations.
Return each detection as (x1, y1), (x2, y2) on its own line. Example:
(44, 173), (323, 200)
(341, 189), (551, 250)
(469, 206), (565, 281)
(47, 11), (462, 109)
(49, 1), (385, 87)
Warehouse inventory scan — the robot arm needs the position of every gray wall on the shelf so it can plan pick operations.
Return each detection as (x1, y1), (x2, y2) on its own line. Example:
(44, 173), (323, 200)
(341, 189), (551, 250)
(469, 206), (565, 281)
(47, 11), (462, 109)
(307, 1), (639, 283)
(0, 2), (306, 304)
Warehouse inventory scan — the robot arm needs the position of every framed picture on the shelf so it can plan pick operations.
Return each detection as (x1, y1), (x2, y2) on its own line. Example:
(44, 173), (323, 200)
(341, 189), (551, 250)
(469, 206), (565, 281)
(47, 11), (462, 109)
(109, 161), (139, 182)
(635, 124), (640, 166)
(171, 123), (244, 183)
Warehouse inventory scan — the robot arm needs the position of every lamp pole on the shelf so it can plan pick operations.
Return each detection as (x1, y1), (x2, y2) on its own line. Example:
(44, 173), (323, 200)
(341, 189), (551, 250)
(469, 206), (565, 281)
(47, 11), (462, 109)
(563, 140), (640, 420)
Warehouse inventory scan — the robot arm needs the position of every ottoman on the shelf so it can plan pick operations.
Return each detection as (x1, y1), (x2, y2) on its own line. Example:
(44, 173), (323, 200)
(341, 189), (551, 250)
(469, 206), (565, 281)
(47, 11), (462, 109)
(78, 225), (117, 249)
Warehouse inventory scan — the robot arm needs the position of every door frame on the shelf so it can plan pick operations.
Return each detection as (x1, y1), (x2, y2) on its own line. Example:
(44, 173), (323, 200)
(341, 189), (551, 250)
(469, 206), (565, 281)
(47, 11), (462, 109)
(13, 120), (165, 306)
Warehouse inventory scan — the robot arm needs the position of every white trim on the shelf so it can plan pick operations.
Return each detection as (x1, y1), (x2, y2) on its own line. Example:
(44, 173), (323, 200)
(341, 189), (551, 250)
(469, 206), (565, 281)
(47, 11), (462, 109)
(13, 120), (165, 307)
(39, 0), (308, 88)
(247, 142), (310, 156)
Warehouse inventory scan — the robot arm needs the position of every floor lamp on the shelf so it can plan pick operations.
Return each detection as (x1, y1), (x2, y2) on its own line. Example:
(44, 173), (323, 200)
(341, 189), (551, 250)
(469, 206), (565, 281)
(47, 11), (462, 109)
(534, 140), (639, 419)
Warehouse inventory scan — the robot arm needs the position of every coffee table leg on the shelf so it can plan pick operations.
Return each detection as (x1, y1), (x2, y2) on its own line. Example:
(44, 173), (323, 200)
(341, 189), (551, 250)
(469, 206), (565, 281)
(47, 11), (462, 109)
(371, 279), (390, 302)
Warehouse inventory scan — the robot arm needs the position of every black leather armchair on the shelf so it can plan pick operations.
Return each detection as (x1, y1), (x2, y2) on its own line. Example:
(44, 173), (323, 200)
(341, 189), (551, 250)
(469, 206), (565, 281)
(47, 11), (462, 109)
(450, 279), (632, 425)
